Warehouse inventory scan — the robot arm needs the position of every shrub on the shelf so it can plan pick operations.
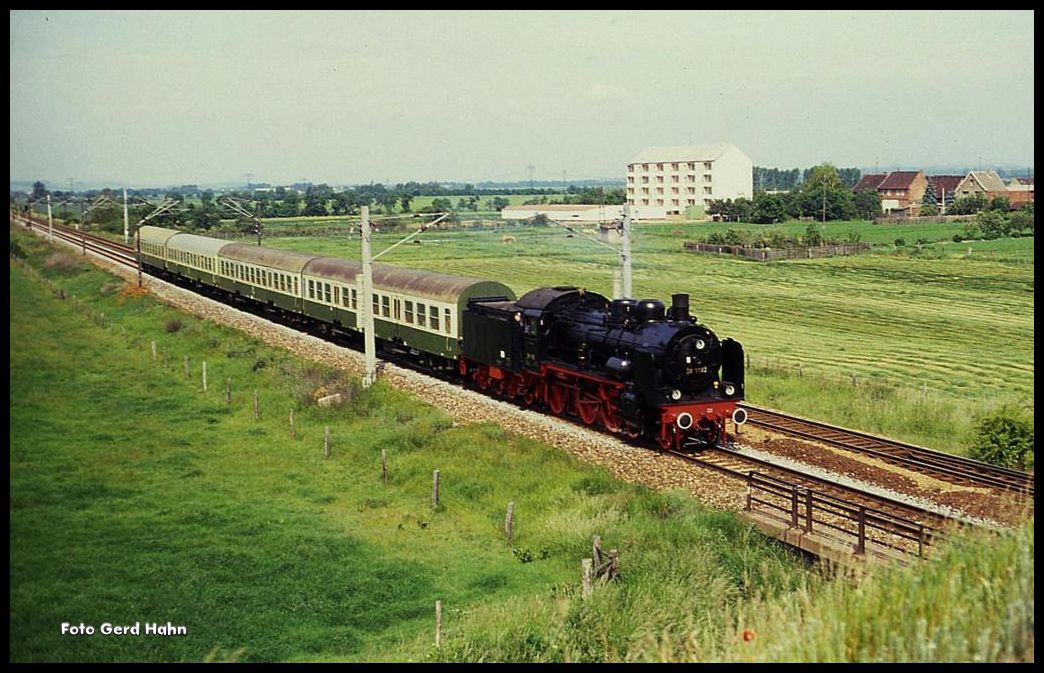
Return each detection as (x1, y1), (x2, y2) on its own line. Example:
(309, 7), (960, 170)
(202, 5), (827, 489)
(165, 318), (183, 333)
(894, 238), (906, 247)
(968, 405), (1034, 469)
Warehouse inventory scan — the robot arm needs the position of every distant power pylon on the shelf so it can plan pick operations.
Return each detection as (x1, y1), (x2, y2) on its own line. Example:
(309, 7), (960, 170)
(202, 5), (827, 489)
(527, 164), (535, 189)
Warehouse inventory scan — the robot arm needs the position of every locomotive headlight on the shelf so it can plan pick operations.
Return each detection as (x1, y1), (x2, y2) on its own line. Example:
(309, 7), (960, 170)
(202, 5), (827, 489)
(724, 384), (736, 396)
(694, 339), (706, 350)
(671, 389), (682, 400)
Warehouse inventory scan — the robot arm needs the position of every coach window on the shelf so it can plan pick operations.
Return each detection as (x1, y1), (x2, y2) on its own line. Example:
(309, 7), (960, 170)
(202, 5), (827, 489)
(333, 286), (341, 306)
(294, 278), (299, 295)
(429, 305), (439, 331)
(416, 303), (427, 327)
(405, 301), (414, 324)
(372, 293), (379, 315)
(308, 279), (315, 299)
(393, 299), (401, 321)
(444, 308), (452, 334)
(350, 289), (357, 309)
(381, 295), (390, 318)
(325, 283), (332, 304)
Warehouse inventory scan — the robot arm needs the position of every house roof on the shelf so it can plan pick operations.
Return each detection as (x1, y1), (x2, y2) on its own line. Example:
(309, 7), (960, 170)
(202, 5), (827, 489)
(878, 171), (923, 190)
(853, 174), (886, 192)
(1008, 177), (1034, 186)
(629, 143), (735, 164)
(927, 175), (964, 194)
(967, 171), (1007, 192)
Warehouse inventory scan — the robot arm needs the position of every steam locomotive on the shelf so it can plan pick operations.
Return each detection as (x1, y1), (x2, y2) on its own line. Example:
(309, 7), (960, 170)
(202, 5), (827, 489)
(462, 287), (745, 449)
(137, 225), (745, 449)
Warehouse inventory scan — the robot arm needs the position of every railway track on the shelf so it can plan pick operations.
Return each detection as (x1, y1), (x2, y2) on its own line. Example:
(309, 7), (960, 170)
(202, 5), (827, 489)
(740, 403), (1034, 498)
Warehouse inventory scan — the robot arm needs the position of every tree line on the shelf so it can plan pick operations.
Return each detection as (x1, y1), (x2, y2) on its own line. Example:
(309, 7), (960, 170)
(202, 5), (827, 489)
(708, 165), (880, 224)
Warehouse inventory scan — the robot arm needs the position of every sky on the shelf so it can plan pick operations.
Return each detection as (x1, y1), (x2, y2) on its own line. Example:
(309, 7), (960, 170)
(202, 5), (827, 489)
(9, 10), (1035, 189)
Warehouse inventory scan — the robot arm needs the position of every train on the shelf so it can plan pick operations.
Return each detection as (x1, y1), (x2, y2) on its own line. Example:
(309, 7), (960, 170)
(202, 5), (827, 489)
(138, 225), (746, 449)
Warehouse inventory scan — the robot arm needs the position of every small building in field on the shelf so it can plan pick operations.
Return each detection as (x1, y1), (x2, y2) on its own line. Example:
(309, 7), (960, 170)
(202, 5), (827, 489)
(852, 170), (928, 214)
(500, 203), (666, 222)
(954, 170), (1008, 200)
(1005, 177), (1034, 208)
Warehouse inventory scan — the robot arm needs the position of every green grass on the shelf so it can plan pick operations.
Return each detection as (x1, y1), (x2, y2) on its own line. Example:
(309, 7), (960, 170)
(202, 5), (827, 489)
(229, 221), (1033, 454)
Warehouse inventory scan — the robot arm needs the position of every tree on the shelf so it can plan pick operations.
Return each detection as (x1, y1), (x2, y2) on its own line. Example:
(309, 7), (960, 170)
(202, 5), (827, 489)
(852, 189), (882, 220)
(976, 210), (1007, 239)
(400, 194), (412, 213)
(803, 223), (824, 247)
(968, 405), (1034, 469)
(31, 181), (47, 200)
(799, 164), (856, 221)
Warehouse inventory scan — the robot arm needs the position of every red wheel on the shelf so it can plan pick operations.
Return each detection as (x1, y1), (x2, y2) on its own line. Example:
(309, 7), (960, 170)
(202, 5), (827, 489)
(601, 408), (622, 433)
(547, 382), (567, 415)
(577, 397), (600, 425)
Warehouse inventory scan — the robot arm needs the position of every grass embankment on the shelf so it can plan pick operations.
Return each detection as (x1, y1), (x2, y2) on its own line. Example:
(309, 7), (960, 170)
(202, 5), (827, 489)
(251, 221), (1033, 454)
(10, 228), (1032, 662)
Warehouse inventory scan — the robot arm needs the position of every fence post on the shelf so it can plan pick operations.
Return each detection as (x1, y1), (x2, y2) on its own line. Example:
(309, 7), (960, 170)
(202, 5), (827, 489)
(289, 409), (296, 440)
(225, 378), (232, 405)
(504, 501), (514, 547)
(202, 361), (208, 392)
(855, 506), (867, 555)
(581, 559), (593, 600)
(432, 469), (440, 508)
(151, 340), (157, 362)
(791, 485), (800, 528)
(381, 448), (388, 483)
(805, 488), (813, 532)
(324, 426), (331, 459)
(254, 391), (260, 420)
(435, 600), (442, 648)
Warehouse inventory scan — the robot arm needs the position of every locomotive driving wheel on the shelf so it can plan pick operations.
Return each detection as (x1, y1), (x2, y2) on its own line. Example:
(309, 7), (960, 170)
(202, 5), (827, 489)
(576, 395), (600, 425)
(547, 380), (568, 415)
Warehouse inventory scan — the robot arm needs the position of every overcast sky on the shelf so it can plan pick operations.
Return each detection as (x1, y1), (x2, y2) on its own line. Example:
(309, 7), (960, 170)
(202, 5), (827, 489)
(9, 10), (1035, 189)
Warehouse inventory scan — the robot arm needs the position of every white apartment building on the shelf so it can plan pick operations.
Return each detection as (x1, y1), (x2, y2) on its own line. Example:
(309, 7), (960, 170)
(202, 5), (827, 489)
(626, 143), (753, 216)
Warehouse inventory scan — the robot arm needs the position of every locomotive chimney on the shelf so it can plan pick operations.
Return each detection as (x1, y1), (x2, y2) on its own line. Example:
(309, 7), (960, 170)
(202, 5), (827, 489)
(671, 293), (690, 322)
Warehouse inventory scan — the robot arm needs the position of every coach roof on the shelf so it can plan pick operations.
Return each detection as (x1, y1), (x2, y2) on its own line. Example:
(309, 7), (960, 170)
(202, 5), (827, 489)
(220, 243), (319, 273)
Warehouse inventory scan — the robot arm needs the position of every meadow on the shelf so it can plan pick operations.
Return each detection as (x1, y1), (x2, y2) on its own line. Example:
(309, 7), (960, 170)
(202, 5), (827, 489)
(247, 217), (1034, 454)
(9, 228), (1034, 662)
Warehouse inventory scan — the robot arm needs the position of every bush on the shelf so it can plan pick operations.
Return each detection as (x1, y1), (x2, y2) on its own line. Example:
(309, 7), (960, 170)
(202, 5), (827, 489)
(894, 238), (906, 247)
(968, 406), (1034, 469)
(165, 318), (183, 333)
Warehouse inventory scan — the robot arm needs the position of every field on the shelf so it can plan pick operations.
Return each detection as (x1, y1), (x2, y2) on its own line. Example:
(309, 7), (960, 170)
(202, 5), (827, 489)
(238, 217), (1034, 453)
(8, 228), (1034, 662)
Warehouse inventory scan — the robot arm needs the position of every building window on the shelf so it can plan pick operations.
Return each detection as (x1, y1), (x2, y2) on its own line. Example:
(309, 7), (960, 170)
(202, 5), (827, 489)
(688, 162), (696, 170)
(381, 296), (390, 317)
(704, 162), (712, 170)
(373, 293), (379, 315)
(704, 174), (712, 182)
(671, 162), (679, 170)
(704, 187), (712, 194)
(350, 288), (357, 308)
(671, 175), (679, 182)
(656, 163), (663, 171)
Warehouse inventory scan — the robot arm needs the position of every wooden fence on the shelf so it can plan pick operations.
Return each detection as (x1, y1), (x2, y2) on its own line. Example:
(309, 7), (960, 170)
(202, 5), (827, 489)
(683, 241), (871, 261)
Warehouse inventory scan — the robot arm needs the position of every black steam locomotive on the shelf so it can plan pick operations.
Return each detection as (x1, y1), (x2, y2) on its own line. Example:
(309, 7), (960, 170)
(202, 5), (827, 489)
(462, 287), (745, 449)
